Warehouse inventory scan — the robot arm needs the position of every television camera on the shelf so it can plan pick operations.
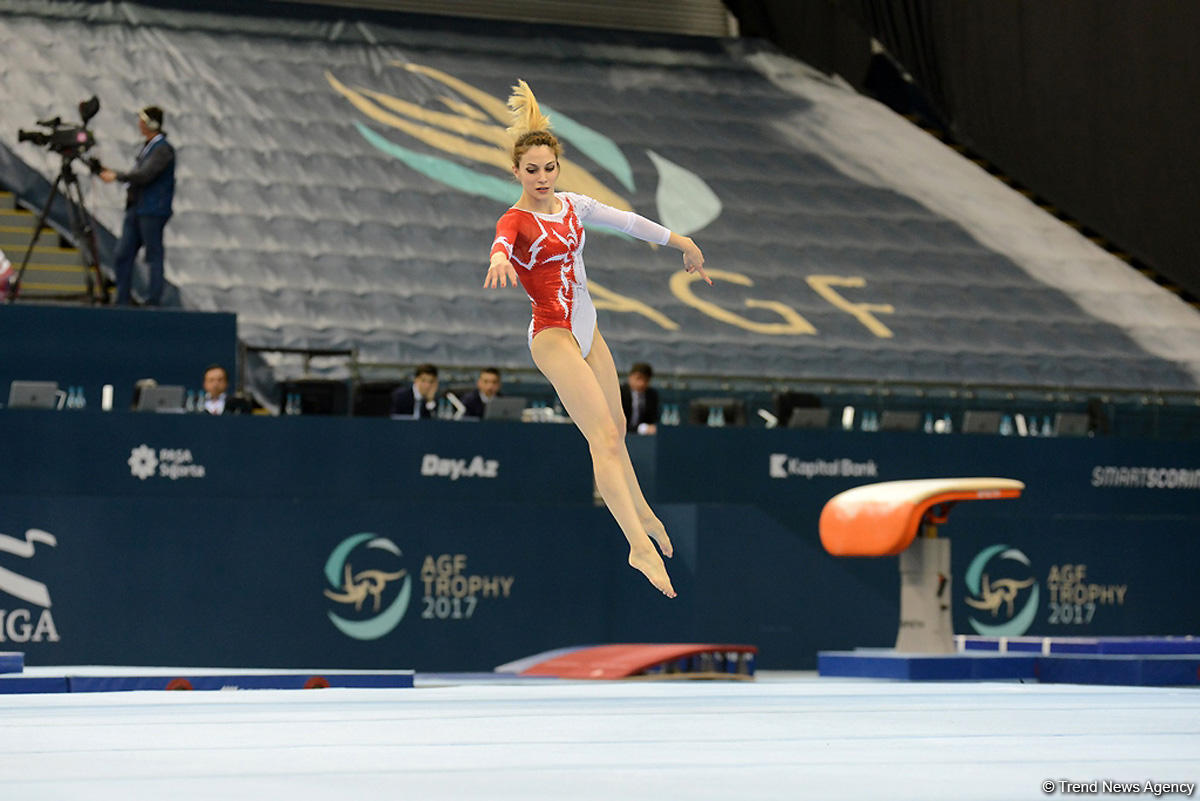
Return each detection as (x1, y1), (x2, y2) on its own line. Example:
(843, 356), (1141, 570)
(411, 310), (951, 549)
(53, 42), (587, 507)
(5, 96), (107, 303)
(17, 95), (103, 172)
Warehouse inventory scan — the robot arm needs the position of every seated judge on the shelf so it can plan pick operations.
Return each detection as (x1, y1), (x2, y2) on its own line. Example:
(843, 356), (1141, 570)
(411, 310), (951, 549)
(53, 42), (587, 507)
(460, 367), (502, 419)
(201, 364), (251, 415)
(620, 361), (660, 435)
(390, 363), (439, 419)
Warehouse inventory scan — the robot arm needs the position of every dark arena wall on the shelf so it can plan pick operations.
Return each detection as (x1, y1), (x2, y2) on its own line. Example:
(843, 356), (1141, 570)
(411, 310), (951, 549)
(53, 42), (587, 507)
(2, 372), (1197, 670)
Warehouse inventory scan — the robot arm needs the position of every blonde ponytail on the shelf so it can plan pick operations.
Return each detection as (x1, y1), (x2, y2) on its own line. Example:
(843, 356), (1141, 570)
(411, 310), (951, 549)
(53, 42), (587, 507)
(506, 79), (562, 167)
(506, 79), (552, 137)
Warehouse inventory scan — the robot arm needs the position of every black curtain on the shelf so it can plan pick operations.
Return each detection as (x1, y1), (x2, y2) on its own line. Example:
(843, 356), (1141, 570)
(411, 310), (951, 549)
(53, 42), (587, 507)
(725, 0), (1200, 300)
(724, 0), (873, 94)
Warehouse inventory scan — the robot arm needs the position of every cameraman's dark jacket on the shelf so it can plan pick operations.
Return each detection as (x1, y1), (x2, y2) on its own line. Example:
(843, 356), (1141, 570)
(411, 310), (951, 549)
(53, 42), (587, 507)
(117, 134), (175, 217)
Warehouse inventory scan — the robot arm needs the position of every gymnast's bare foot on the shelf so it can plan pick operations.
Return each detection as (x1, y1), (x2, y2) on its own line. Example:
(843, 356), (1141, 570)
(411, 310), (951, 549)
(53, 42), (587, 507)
(629, 543), (676, 598)
(640, 514), (673, 558)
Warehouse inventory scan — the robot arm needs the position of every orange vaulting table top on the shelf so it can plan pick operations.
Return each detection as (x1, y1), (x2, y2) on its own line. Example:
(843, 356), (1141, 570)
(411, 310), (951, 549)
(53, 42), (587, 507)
(819, 478), (1025, 558)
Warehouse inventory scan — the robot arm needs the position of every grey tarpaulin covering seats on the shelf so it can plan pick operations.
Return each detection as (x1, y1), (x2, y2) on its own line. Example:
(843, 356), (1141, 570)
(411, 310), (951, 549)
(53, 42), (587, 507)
(1, 0), (1198, 393)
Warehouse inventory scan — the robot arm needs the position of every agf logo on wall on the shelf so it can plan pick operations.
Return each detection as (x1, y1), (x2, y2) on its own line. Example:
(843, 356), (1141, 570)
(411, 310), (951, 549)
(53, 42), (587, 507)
(323, 533), (412, 641)
(964, 544), (1131, 635)
(323, 533), (517, 640)
(964, 544), (1039, 637)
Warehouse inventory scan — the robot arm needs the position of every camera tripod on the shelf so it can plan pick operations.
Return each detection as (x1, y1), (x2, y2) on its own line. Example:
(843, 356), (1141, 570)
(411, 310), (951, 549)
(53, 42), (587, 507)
(4, 155), (107, 304)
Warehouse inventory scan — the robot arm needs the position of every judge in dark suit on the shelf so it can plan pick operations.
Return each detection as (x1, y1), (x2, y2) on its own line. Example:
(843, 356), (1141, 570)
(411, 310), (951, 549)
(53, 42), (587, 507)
(620, 362), (660, 435)
(201, 364), (252, 415)
(390, 363), (439, 419)
(100, 105), (175, 306)
(460, 367), (502, 419)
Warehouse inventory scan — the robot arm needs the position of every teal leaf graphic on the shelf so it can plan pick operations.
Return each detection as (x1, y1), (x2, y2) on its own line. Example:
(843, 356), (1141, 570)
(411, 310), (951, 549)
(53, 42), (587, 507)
(646, 149), (721, 235)
(358, 122), (628, 239)
(965, 543), (1008, 595)
(543, 104), (635, 192)
(325, 532), (374, 587)
(356, 122), (518, 204)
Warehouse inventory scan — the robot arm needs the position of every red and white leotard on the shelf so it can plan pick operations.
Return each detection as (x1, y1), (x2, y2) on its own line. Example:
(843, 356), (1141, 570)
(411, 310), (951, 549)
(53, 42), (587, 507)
(490, 192), (670, 357)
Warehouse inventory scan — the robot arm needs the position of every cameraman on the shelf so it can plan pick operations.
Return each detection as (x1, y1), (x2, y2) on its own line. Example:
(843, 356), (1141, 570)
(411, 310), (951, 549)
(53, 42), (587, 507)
(100, 106), (174, 306)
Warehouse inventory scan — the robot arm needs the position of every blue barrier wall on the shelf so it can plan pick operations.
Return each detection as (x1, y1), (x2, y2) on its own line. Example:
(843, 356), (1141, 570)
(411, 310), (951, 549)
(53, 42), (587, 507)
(0, 410), (592, 504)
(1, 410), (1197, 670)
(635, 428), (1200, 651)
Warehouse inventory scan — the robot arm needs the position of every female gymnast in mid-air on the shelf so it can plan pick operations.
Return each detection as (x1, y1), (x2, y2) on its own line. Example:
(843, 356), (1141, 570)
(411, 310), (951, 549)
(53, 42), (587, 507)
(485, 80), (710, 598)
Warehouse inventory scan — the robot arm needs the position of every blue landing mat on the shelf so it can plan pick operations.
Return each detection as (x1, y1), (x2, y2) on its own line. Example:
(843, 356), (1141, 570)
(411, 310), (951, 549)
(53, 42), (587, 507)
(818, 651), (1037, 681)
(958, 635), (1200, 655)
(820, 649), (1200, 685)
(1036, 655), (1200, 686)
(0, 670), (414, 694)
(0, 652), (22, 674)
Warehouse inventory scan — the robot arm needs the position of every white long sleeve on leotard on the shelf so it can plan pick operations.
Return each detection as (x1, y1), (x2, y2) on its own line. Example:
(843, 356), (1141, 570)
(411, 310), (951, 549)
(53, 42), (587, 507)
(566, 193), (672, 246)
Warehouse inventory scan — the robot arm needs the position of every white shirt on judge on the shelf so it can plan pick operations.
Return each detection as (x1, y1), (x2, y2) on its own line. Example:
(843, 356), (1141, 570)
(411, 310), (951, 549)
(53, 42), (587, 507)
(205, 392), (226, 415)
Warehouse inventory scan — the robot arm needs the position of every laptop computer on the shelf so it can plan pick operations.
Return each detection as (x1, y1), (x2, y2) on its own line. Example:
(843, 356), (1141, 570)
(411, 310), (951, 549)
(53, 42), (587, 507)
(962, 411), (1002, 434)
(136, 384), (185, 413)
(787, 407), (830, 429)
(7, 380), (59, 410)
(1054, 412), (1091, 437)
(880, 410), (921, 431)
(482, 396), (527, 422)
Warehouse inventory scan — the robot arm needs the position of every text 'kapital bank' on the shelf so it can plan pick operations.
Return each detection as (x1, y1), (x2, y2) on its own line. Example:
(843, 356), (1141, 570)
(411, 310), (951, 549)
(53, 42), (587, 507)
(769, 454), (878, 480)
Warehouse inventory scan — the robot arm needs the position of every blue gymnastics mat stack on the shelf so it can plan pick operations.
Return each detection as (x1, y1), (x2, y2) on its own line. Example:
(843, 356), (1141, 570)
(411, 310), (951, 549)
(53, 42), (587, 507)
(0, 656), (415, 694)
(819, 636), (1200, 685)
